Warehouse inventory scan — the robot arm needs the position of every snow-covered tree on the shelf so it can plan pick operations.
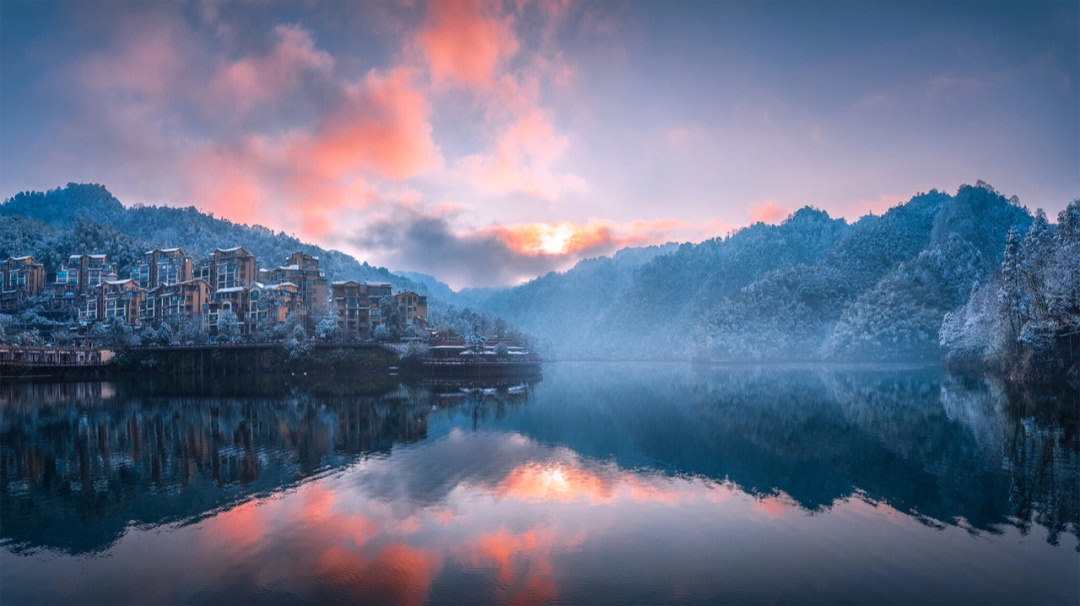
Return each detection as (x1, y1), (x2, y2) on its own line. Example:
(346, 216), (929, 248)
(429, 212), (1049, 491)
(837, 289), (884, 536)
(215, 309), (242, 343)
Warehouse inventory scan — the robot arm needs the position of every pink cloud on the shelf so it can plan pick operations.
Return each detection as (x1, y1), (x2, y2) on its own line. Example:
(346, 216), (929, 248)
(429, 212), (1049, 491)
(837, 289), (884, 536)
(417, 0), (520, 90)
(459, 109), (586, 199)
(80, 17), (188, 97)
(748, 201), (787, 224)
(300, 67), (442, 182)
(210, 24), (334, 112)
(184, 65), (440, 238)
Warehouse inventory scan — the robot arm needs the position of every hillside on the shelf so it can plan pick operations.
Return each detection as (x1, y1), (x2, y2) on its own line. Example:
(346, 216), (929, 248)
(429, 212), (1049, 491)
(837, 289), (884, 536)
(0, 183), (449, 305)
(472, 183), (1049, 362)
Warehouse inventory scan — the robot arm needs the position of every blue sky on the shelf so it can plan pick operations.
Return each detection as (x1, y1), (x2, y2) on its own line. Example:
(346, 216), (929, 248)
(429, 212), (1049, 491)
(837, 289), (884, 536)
(2, 1), (1076, 287)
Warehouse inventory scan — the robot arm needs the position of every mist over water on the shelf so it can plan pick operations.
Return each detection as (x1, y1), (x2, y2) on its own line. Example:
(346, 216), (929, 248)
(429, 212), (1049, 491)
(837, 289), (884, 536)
(2, 364), (1077, 605)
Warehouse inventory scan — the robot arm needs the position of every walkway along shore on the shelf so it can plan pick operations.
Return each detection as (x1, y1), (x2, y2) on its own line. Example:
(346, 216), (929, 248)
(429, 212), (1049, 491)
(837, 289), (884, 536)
(0, 343), (542, 381)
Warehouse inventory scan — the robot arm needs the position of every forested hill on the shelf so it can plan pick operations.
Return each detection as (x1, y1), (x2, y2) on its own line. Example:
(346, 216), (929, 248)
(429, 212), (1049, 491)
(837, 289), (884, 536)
(0, 183), (461, 306)
(471, 183), (1075, 363)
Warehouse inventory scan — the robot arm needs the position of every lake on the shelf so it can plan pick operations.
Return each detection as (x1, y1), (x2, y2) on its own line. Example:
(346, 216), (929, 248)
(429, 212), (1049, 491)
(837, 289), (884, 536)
(1, 363), (1077, 605)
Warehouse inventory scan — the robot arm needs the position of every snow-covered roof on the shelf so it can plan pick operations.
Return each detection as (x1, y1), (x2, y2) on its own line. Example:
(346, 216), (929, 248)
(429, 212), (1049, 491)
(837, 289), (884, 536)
(365, 282), (392, 288)
(9, 255), (36, 262)
(332, 280), (360, 286)
(276, 264), (300, 271)
(215, 286), (244, 293)
(104, 279), (135, 286)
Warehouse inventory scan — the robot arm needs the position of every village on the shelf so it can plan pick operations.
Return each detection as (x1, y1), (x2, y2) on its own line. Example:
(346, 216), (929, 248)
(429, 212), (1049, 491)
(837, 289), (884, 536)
(1, 247), (427, 342)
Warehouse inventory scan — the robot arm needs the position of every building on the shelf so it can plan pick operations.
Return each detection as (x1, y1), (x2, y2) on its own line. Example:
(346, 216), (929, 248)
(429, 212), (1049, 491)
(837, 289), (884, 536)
(260, 252), (328, 317)
(197, 247), (258, 291)
(331, 281), (370, 340)
(204, 286), (248, 334)
(366, 283), (392, 331)
(247, 282), (301, 334)
(141, 279), (211, 325)
(393, 290), (428, 327)
(81, 279), (145, 326)
(56, 254), (116, 292)
(1, 256), (46, 312)
(135, 248), (193, 289)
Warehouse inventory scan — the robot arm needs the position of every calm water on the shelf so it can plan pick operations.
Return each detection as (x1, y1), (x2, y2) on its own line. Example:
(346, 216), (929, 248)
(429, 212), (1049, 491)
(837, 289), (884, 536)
(1, 364), (1077, 605)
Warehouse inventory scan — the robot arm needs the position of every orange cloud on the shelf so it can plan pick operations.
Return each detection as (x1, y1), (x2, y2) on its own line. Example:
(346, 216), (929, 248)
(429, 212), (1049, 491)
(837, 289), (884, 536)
(302, 68), (442, 182)
(491, 461), (682, 505)
(417, 0), (520, 90)
(479, 221), (614, 256)
(200, 498), (265, 553)
(469, 216), (698, 258)
(315, 543), (439, 606)
(186, 67), (438, 238)
(463, 528), (564, 606)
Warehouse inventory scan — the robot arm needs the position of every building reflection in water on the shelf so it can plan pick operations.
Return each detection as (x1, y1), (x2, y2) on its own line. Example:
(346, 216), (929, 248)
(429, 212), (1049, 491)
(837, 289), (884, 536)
(0, 367), (1076, 605)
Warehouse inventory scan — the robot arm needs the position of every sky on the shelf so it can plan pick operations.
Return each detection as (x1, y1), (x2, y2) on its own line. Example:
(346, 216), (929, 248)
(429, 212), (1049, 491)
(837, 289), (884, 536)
(2, 0), (1077, 289)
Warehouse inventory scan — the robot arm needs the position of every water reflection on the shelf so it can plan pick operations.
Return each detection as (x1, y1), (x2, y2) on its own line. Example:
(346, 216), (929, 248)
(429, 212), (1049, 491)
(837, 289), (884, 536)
(1, 365), (1077, 605)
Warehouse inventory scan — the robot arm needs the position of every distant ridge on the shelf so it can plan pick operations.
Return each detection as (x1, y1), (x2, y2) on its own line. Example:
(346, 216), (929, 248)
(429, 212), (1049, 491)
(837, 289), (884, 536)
(468, 183), (1043, 362)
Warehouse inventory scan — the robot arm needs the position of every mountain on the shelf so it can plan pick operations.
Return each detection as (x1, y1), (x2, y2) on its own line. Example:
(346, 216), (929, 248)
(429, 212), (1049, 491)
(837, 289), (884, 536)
(465, 242), (679, 353)
(472, 183), (1042, 362)
(0, 183), (448, 305)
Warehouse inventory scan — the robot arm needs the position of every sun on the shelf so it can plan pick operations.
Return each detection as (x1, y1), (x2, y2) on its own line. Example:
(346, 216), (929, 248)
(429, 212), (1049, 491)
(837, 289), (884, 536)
(537, 224), (574, 255)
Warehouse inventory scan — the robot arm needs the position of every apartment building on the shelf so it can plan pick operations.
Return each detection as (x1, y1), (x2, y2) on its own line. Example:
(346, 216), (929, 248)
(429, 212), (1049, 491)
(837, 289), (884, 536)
(331, 281), (370, 339)
(247, 282), (301, 334)
(80, 279), (145, 326)
(141, 279), (212, 325)
(260, 252), (328, 316)
(366, 283), (392, 331)
(393, 290), (428, 327)
(1, 256), (46, 312)
(56, 254), (117, 291)
(197, 247), (258, 291)
(204, 286), (248, 334)
(135, 248), (193, 289)
(99, 279), (145, 326)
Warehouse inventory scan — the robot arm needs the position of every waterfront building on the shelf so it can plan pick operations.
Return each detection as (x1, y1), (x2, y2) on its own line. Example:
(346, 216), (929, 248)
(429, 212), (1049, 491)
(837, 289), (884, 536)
(366, 282), (392, 331)
(260, 252), (329, 317)
(135, 248), (193, 289)
(97, 279), (146, 326)
(393, 290), (428, 327)
(246, 282), (301, 334)
(204, 286), (248, 334)
(141, 279), (212, 325)
(197, 247), (258, 291)
(78, 290), (100, 323)
(1, 256), (46, 311)
(56, 254), (117, 292)
(331, 281), (370, 339)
